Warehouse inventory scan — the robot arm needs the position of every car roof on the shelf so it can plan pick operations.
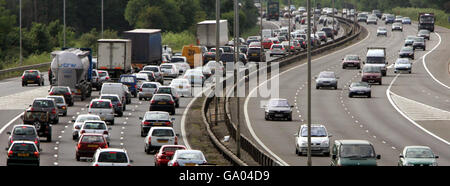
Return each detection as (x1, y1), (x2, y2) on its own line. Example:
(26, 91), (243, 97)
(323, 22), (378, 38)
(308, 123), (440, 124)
(77, 114), (101, 118)
(47, 95), (65, 99)
(366, 49), (385, 57)
(91, 99), (112, 103)
(97, 148), (127, 153)
(153, 93), (172, 97)
(81, 133), (104, 137)
(11, 140), (36, 145)
(100, 94), (120, 98)
(404, 146), (431, 150)
(300, 124), (326, 128)
(150, 126), (175, 131)
(34, 98), (54, 101)
(146, 111), (170, 114)
(83, 120), (106, 124)
(13, 124), (36, 129)
(175, 150), (203, 154)
(335, 140), (372, 145)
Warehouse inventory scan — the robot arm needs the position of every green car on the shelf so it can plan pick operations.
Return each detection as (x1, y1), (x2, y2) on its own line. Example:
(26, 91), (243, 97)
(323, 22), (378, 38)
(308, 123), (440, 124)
(398, 146), (439, 166)
(330, 140), (381, 166)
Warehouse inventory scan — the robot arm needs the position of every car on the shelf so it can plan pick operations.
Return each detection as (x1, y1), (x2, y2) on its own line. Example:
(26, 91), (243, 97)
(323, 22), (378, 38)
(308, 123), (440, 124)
(203, 52), (217, 64)
(261, 38), (274, 49)
(412, 37), (426, 50)
(183, 69), (205, 86)
(404, 35), (416, 46)
(79, 120), (111, 144)
(171, 56), (187, 63)
(142, 65), (164, 84)
(29, 98), (59, 124)
(239, 45), (248, 54)
(246, 39), (260, 46)
(357, 14), (368, 22)
(167, 150), (208, 166)
(342, 55), (361, 69)
(348, 82), (372, 98)
(263, 98), (293, 121)
(173, 61), (191, 74)
(277, 36), (287, 43)
(144, 127), (178, 154)
(88, 99), (115, 125)
(392, 23), (403, 31)
(381, 13), (389, 21)
(138, 82), (160, 101)
(194, 66), (213, 80)
(160, 64), (179, 78)
(156, 86), (180, 108)
(330, 140), (381, 166)
(91, 148), (133, 166)
(204, 61), (224, 75)
(209, 48), (224, 55)
(99, 94), (124, 117)
(71, 114), (101, 140)
(91, 69), (102, 90)
(97, 70), (110, 83)
(119, 75), (138, 97)
(46, 96), (68, 116)
(6, 141), (40, 166)
(75, 133), (108, 161)
(48, 86), (74, 106)
(101, 83), (128, 105)
(321, 27), (334, 38)
(398, 46), (415, 60)
(7, 125), (41, 151)
(268, 37), (280, 45)
(122, 84), (132, 104)
(417, 29), (430, 40)
(315, 71), (339, 89)
(398, 146), (439, 166)
(366, 16), (377, 24)
(394, 16), (403, 23)
(154, 145), (187, 166)
(294, 124), (331, 156)
(385, 14), (395, 24)
(170, 78), (192, 97)
(149, 94), (176, 115)
(21, 70), (44, 86)
(402, 17), (411, 24)
(269, 44), (286, 57)
(138, 71), (156, 82)
(361, 65), (382, 85)
(394, 58), (412, 74)
(220, 46), (233, 53)
(139, 111), (175, 137)
(247, 47), (266, 62)
(133, 73), (150, 89)
(372, 10), (382, 18)
(376, 27), (387, 36)
(316, 31), (327, 42)
(248, 42), (261, 48)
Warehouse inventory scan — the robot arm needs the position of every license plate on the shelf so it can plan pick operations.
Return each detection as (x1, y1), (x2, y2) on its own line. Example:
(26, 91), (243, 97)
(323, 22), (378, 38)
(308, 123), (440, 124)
(18, 153), (29, 157)
(357, 92), (365, 94)
(153, 123), (163, 126)
(101, 117), (105, 120)
(275, 114), (283, 117)
(157, 139), (168, 143)
(185, 163), (196, 166)
(252, 54), (257, 56)
(368, 80), (375, 83)
(179, 86), (183, 89)
(88, 144), (98, 148)
(27, 80), (34, 83)
(347, 64), (354, 66)
(158, 102), (166, 105)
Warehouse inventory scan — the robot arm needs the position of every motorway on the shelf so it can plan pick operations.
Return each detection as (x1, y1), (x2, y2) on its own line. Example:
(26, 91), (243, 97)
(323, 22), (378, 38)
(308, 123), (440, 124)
(242, 19), (450, 166)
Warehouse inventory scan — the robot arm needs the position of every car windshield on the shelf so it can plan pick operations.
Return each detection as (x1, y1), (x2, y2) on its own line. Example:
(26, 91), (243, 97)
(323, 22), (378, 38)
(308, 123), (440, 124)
(171, 58), (185, 63)
(363, 66), (381, 73)
(269, 100), (289, 107)
(120, 77), (135, 83)
(366, 57), (385, 64)
(346, 56), (359, 60)
(33, 100), (54, 108)
(11, 143), (36, 152)
(152, 129), (174, 137)
(24, 71), (39, 75)
(396, 59), (410, 64)
(84, 122), (106, 130)
(401, 47), (413, 52)
(13, 127), (36, 135)
(405, 148), (434, 158)
(51, 87), (69, 94)
(153, 95), (172, 101)
(413, 37), (424, 42)
(177, 152), (204, 160)
(378, 28), (386, 31)
(163, 147), (185, 153)
(301, 127), (327, 137)
(185, 70), (203, 76)
(420, 16), (434, 23)
(142, 83), (157, 88)
(145, 113), (169, 120)
(351, 82), (369, 88)
(272, 45), (283, 49)
(91, 101), (111, 109)
(340, 144), (375, 158)
(77, 116), (100, 123)
(419, 30), (429, 34)
(220, 54), (234, 62)
(171, 79), (188, 85)
(98, 152), (128, 163)
(157, 88), (172, 94)
(143, 67), (159, 72)
(81, 135), (105, 143)
(319, 73), (335, 78)
(101, 96), (119, 102)
(98, 71), (107, 77)
(48, 97), (64, 103)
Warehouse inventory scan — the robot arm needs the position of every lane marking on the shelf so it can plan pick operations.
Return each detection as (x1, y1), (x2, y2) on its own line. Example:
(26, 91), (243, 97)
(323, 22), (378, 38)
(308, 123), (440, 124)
(422, 32), (449, 89)
(0, 113), (23, 135)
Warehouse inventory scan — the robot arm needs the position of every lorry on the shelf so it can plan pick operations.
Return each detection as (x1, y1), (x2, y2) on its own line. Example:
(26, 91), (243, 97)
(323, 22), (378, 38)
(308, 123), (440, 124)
(97, 39), (132, 81)
(51, 48), (92, 101)
(181, 45), (203, 68)
(418, 13), (435, 32)
(196, 20), (229, 48)
(122, 29), (162, 70)
(364, 47), (387, 76)
(267, 0), (280, 21)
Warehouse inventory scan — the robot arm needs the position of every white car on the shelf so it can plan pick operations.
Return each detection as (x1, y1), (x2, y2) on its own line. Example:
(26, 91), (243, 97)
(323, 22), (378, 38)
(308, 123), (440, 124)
(88, 99), (115, 125)
(392, 23), (403, 31)
(138, 82), (160, 101)
(133, 73), (150, 88)
(170, 78), (192, 97)
(204, 60), (224, 75)
(144, 127), (178, 154)
(173, 62), (191, 74)
(295, 124), (332, 156)
(160, 64), (179, 78)
(394, 58), (412, 74)
(270, 44), (286, 57)
(376, 27), (387, 36)
(79, 120), (112, 144)
(91, 148), (133, 166)
(72, 114), (101, 140)
(183, 69), (205, 86)
(167, 150), (208, 166)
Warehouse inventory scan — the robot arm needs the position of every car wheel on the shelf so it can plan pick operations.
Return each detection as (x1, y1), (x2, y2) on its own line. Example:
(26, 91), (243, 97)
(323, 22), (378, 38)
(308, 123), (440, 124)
(63, 112), (67, 117)
(295, 148), (299, 155)
(349, 93), (353, 98)
(342, 66), (346, 69)
(145, 146), (151, 154)
(379, 81), (382, 85)
(139, 97), (142, 101)
(118, 112), (123, 117)
(110, 120), (114, 125)
(368, 93), (372, 98)
(316, 85), (319, 89)
(409, 70), (411, 74)
(324, 152), (330, 157)
(76, 155), (80, 161)
(141, 130), (146, 137)
(73, 135), (78, 140)
(47, 133), (52, 142)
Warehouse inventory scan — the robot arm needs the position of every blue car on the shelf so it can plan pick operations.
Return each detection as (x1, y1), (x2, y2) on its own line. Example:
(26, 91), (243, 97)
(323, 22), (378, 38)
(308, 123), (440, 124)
(119, 75), (138, 97)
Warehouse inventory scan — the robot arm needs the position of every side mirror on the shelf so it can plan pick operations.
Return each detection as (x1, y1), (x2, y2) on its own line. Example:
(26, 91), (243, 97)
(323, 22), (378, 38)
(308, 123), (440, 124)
(71, 120), (75, 123)
(435, 156), (439, 159)
(332, 154), (337, 159)
(399, 154), (404, 158)
(171, 118), (175, 121)
(6, 132), (11, 135)
(376, 154), (381, 159)
(328, 134), (333, 137)
(176, 134), (180, 137)
(290, 105), (294, 108)
(139, 117), (143, 120)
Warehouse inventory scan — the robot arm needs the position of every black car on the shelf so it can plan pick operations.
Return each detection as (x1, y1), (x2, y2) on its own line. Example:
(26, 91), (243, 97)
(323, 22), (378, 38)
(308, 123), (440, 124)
(399, 46), (415, 59)
(321, 27), (334, 38)
(156, 86), (179, 108)
(99, 94), (124, 117)
(7, 125), (41, 151)
(48, 86), (74, 106)
(149, 94), (176, 115)
(348, 82), (371, 98)
(6, 141), (40, 166)
(264, 98), (294, 121)
(203, 52), (218, 64)
(247, 47), (266, 62)
(22, 70), (44, 87)
(220, 46), (233, 53)
(385, 15), (395, 24)
(139, 111), (174, 137)
(412, 37), (426, 51)
(239, 45), (248, 54)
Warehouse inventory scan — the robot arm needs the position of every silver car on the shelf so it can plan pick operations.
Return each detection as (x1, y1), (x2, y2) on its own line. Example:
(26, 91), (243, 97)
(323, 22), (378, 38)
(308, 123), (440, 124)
(315, 71), (339, 89)
(376, 27), (387, 36)
(143, 65), (164, 84)
(167, 150), (207, 166)
(46, 96), (68, 116)
(295, 124), (331, 156)
(270, 44), (286, 57)
(71, 114), (101, 140)
(144, 127), (178, 153)
(138, 82), (160, 101)
(170, 78), (191, 97)
(79, 120), (111, 144)
(264, 98), (294, 121)
(88, 99), (115, 125)
(394, 58), (412, 74)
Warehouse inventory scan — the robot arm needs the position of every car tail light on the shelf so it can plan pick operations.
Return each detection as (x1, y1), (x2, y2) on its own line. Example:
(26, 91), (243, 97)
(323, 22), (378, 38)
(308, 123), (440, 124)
(51, 108), (57, 114)
(10, 138), (13, 144)
(142, 121), (150, 125)
(75, 125), (80, 129)
(139, 88), (142, 91)
(34, 139), (38, 144)
(109, 103), (113, 108)
(134, 85), (137, 88)
(89, 103), (93, 108)
(22, 76), (24, 79)
(165, 121), (171, 126)
(103, 131), (109, 135)
(175, 136), (178, 145)
(148, 136), (152, 145)
(49, 92), (54, 95)
(34, 151), (40, 158)
(80, 130), (85, 134)
(103, 143), (108, 148)
(65, 92), (71, 96)
(117, 102), (122, 107)
(106, 77), (110, 80)
(77, 143), (81, 149)
(8, 151), (13, 157)
(62, 106), (66, 110)
(169, 100), (174, 104)
(108, 151), (117, 154)
(172, 161), (179, 166)
(94, 164), (99, 166)
(151, 100), (156, 104)
(37, 75), (40, 79)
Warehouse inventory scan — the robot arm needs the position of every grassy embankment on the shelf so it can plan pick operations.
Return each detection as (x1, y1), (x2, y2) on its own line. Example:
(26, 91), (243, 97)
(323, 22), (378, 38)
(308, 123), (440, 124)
(389, 7), (450, 29)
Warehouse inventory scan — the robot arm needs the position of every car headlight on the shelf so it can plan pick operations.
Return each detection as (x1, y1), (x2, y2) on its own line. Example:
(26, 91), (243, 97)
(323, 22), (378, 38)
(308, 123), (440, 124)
(431, 162), (438, 166)
(322, 140), (329, 146)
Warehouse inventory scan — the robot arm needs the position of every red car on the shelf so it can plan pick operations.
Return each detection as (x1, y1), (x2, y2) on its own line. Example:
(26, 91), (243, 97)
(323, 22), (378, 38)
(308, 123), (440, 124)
(261, 39), (273, 49)
(361, 65), (382, 85)
(342, 55), (361, 69)
(154, 145), (187, 166)
(76, 133), (108, 161)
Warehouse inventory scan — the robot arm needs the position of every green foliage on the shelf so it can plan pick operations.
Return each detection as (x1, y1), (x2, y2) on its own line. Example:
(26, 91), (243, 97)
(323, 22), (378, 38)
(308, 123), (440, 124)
(162, 31), (196, 52)
(390, 7), (450, 29)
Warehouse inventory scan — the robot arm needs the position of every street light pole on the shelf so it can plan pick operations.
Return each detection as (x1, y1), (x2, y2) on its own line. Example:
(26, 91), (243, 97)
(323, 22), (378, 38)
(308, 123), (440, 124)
(288, 0), (291, 54)
(63, 0), (66, 47)
(260, 0), (263, 62)
(234, 0), (241, 159)
(215, 0), (220, 127)
(306, 0), (312, 167)
(101, 0), (104, 38)
(19, 0), (22, 65)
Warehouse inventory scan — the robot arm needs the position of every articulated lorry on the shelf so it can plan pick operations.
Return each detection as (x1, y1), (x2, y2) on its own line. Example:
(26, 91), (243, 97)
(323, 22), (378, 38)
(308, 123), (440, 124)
(196, 20), (229, 48)
(51, 48), (93, 101)
(122, 29), (162, 70)
(267, 0), (280, 21)
(418, 13), (435, 32)
(97, 39), (132, 81)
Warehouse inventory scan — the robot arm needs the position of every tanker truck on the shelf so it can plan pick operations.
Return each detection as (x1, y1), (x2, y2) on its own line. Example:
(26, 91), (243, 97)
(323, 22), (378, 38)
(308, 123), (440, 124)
(50, 48), (93, 101)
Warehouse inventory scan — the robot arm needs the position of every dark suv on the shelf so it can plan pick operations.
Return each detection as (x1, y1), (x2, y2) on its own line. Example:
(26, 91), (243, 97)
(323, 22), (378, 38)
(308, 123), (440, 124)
(321, 27), (334, 39)
(247, 47), (266, 62)
(29, 98), (59, 124)
(22, 70), (44, 87)
(48, 86), (74, 106)
(156, 86), (179, 108)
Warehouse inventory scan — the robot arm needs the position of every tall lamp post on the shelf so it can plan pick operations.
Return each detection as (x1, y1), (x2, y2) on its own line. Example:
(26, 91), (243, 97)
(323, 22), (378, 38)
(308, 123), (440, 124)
(101, 0), (104, 38)
(234, 0), (241, 159)
(19, 0), (22, 65)
(63, 0), (66, 47)
(306, 0), (312, 167)
(215, 0), (220, 127)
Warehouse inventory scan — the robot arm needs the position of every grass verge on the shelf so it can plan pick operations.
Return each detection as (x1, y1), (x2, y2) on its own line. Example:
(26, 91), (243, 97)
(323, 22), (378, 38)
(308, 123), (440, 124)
(389, 7), (450, 29)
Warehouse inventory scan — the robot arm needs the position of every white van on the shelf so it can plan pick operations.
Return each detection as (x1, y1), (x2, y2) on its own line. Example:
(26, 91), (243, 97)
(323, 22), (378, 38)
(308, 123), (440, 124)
(100, 83), (126, 105)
